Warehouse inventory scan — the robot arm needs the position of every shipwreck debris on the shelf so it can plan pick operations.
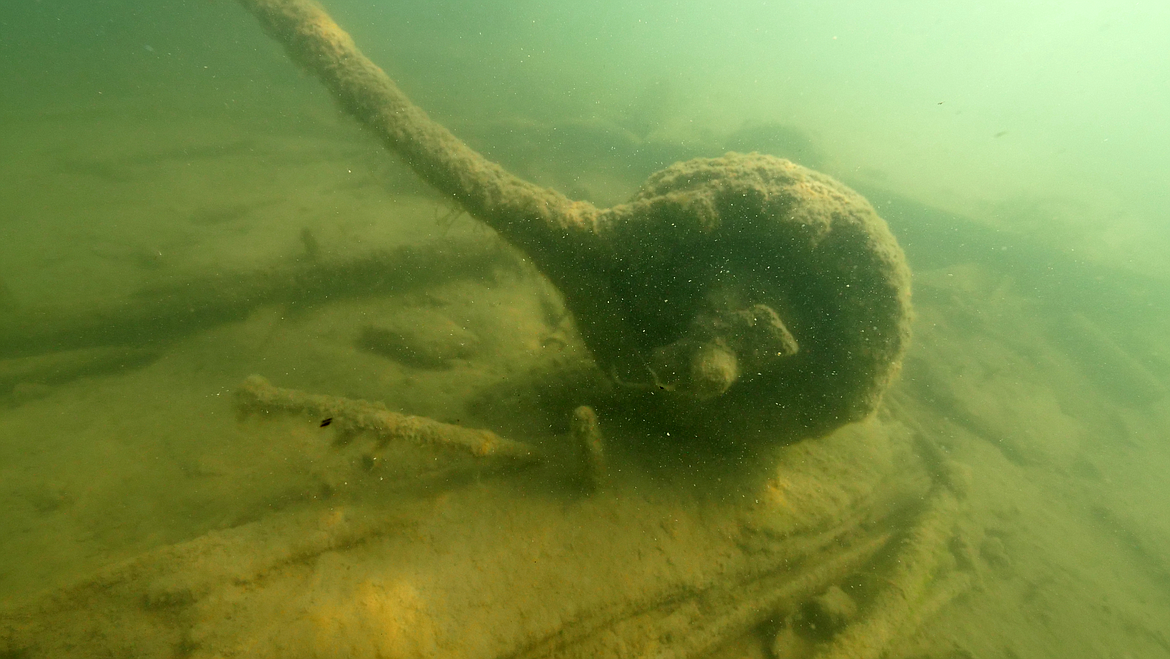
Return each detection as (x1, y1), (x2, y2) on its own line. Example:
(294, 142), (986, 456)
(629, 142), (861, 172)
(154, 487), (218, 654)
(235, 0), (913, 437)
(234, 375), (541, 463)
(570, 405), (607, 491)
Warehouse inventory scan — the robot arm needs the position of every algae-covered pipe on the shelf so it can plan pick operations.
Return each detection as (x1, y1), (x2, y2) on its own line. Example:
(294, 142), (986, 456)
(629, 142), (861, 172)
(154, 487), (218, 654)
(235, 0), (642, 391)
(235, 0), (598, 253)
(235, 0), (914, 438)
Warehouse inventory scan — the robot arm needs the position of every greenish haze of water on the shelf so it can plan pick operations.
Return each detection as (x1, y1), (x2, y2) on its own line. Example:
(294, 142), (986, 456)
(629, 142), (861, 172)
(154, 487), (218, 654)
(2, 2), (1169, 658)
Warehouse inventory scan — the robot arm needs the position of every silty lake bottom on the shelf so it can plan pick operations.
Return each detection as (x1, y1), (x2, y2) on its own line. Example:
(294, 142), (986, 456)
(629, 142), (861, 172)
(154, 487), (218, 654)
(1, 1), (1169, 657)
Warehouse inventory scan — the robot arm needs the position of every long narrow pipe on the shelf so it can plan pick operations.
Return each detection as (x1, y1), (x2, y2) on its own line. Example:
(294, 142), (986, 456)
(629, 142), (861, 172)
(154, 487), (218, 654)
(235, 0), (599, 255)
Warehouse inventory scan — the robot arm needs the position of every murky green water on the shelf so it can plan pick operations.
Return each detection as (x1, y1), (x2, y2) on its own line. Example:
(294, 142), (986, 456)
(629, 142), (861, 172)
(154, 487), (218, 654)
(2, 1), (1169, 657)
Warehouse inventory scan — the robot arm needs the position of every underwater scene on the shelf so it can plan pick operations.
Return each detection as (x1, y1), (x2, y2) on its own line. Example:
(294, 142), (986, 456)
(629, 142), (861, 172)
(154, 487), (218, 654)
(1, 0), (1169, 657)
